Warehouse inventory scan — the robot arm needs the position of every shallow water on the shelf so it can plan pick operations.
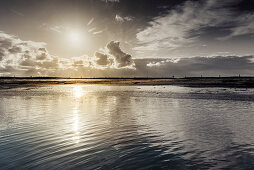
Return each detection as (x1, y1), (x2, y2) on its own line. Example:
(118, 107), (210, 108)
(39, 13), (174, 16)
(0, 85), (254, 169)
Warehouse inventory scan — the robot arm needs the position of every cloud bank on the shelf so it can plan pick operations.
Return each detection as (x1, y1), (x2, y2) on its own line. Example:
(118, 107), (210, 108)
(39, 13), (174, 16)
(0, 31), (135, 77)
(140, 56), (254, 77)
(134, 0), (254, 58)
(0, 31), (253, 77)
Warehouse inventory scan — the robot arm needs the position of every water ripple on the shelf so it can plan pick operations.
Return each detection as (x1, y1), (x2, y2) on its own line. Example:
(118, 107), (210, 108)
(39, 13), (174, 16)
(0, 85), (254, 169)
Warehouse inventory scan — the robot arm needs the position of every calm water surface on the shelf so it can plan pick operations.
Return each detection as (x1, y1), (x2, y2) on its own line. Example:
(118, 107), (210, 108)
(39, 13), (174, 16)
(0, 85), (254, 169)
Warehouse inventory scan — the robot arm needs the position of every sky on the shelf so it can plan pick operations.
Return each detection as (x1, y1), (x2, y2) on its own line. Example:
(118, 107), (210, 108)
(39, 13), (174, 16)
(0, 0), (254, 77)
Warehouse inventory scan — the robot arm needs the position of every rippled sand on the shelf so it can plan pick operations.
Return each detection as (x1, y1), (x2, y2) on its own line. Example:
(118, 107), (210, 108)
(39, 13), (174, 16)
(0, 85), (254, 169)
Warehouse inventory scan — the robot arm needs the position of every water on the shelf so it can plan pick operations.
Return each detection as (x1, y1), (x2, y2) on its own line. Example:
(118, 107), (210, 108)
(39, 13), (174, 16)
(0, 85), (254, 169)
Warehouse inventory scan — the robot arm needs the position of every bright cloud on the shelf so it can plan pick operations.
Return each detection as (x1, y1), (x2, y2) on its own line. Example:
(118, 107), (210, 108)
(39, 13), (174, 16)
(134, 0), (254, 58)
(0, 31), (135, 76)
(1, 31), (254, 77)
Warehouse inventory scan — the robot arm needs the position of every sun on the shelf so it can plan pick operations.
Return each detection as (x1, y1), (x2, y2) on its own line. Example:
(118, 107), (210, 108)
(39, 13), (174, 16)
(68, 30), (82, 44)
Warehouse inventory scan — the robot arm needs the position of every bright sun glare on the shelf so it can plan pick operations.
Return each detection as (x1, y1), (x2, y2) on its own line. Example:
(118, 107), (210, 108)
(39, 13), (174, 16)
(73, 86), (84, 98)
(68, 30), (82, 44)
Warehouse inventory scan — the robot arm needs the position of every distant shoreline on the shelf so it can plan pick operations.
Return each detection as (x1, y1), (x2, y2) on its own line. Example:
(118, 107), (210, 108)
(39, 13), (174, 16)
(1, 76), (254, 80)
(1, 77), (254, 88)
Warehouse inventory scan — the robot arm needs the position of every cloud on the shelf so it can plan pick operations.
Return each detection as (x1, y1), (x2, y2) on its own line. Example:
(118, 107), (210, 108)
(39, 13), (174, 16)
(0, 31), (48, 63)
(106, 41), (134, 68)
(115, 14), (133, 22)
(0, 31), (68, 76)
(88, 27), (96, 33)
(102, 0), (120, 3)
(0, 31), (135, 76)
(10, 9), (24, 17)
(50, 26), (65, 33)
(1, 31), (253, 77)
(136, 55), (254, 77)
(134, 0), (254, 57)
(0, 52), (4, 61)
(87, 18), (94, 26)
(94, 52), (111, 66)
(147, 58), (180, 67)
(224, 13), (254, 39)
(91, 41), (135, 69)
(41, 23), (66, 33)
(92, 30), (103, 35)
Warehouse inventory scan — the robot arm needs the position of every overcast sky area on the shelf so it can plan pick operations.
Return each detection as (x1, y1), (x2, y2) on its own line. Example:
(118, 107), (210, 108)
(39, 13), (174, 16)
(0, 0), (254, 77)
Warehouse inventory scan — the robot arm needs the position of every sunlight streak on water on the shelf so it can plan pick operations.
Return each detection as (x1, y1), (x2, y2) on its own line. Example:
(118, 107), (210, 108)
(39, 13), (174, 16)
(72, 107), (80, 144)
(73, 85), (84, 99)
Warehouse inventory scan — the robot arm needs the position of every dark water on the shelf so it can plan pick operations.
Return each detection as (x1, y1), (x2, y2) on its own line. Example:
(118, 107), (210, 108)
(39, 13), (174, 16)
(0, 85), (254, 170)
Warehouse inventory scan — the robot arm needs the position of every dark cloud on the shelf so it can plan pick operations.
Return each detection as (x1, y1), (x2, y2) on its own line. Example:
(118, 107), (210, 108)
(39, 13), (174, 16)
(138, 56), (254, 77)
(0, 65), (18, 74)
(72, 59), (84, 67)
(52, 55), (254, 77)
(0, 51), (4, 61)
(8, 46), (22, 54)
(39, 58), (59, 69)
(62, 55), (254, 77)
(36, 53), (47, 60)
(20, 54), (36, 67)
(94, 52), (110, 66)
(0, 39), (12, 49)
(134, 0), (254, 58)
(106, 41), (134, 68)
(38, 48), (47, 52)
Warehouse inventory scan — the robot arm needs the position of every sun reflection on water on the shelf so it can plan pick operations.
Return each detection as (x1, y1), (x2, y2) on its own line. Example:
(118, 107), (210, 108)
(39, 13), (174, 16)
(73, 85), (84, 98)
(72, 108), (80, 143)
(70, 85), (85, 143)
